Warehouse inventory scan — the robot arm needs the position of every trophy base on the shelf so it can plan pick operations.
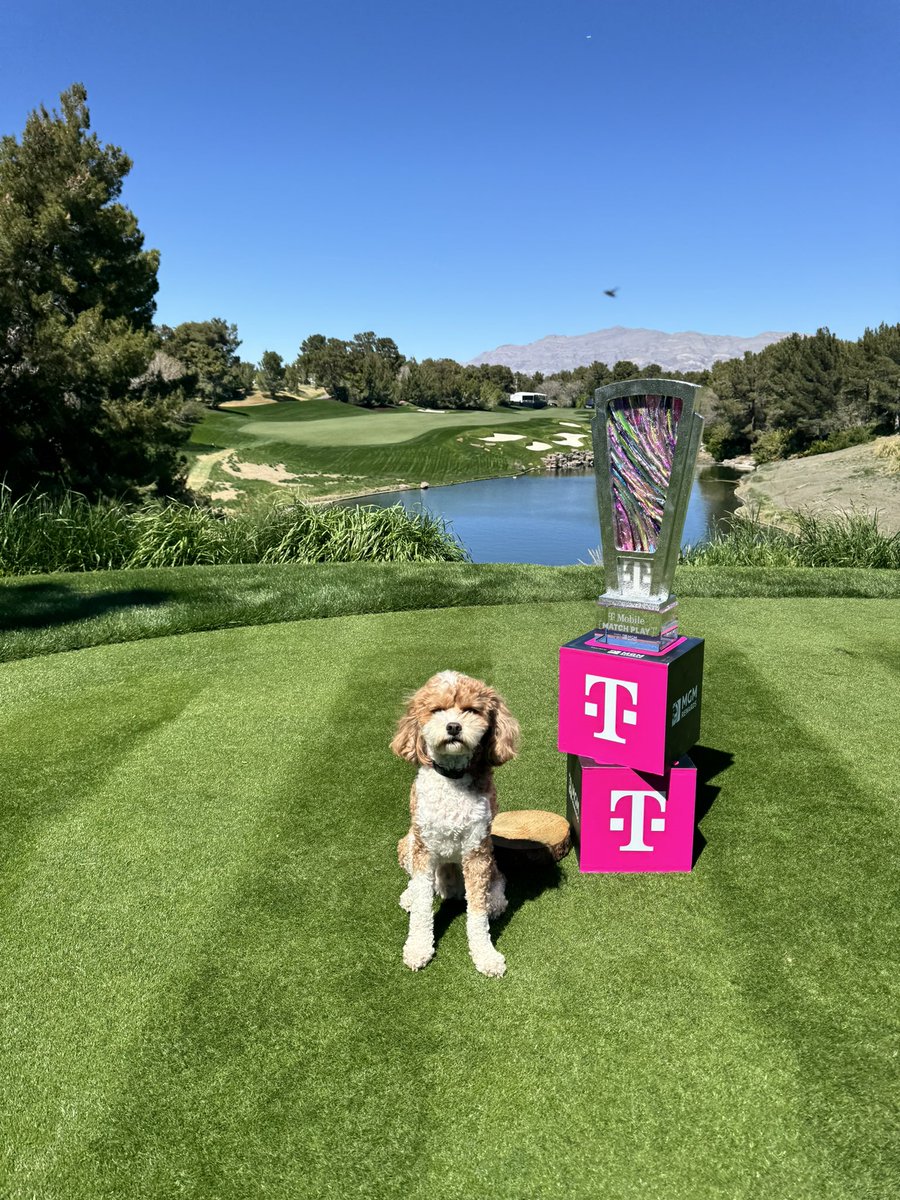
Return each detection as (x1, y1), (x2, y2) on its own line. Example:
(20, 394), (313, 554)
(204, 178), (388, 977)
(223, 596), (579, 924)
(594, 594), (679, 655)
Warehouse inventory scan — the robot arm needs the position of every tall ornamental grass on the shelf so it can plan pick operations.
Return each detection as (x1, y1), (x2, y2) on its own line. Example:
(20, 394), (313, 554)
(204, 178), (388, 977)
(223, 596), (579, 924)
(681, 509), (900, 569)
(0, 489), (469, 575)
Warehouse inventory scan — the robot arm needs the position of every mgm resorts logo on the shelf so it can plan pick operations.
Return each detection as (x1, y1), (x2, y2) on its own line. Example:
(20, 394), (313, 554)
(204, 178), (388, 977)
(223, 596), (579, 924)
(671, 685), (699, 726)
(566, 770), (581, 821)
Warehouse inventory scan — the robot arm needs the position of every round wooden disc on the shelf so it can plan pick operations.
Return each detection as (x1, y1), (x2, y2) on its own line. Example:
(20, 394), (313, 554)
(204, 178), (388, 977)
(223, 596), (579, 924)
(491, 809), (572, 862)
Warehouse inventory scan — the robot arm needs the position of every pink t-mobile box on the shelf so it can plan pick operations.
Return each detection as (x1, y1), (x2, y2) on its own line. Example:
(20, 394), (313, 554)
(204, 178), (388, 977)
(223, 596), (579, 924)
(558, 631), (704, 776)
(566, 754), (697, 873)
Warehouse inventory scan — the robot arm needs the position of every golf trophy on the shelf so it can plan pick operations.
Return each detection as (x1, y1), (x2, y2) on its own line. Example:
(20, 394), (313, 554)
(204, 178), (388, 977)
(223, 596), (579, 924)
(557, 380), (710, 873)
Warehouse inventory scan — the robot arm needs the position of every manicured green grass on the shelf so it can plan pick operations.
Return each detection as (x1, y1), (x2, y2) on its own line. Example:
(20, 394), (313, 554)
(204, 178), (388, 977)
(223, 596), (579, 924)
(188, 398), (592, 502)
(1, 584), (897, 1198)
(233, 399), (584, 447)
(2, 561), (898, 664)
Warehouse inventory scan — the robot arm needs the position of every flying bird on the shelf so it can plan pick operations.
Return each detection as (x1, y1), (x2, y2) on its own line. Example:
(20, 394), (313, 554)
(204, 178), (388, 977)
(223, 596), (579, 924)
(603, 286), (619, 298)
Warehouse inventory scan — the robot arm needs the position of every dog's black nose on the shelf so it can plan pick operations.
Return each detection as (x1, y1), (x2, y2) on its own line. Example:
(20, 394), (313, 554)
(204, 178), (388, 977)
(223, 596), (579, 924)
(446, 722), (462, 737)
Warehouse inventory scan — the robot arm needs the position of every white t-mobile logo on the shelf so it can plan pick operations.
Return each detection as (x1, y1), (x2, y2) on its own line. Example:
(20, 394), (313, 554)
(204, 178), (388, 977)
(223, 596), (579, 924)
(584, 675), (638, 744)
(610, 790), (666, 852)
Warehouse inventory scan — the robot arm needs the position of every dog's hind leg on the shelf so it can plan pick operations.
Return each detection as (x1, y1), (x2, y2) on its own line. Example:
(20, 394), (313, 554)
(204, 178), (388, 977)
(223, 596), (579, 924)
(435, 862), (464, 900)
(487, 857), (508, 919)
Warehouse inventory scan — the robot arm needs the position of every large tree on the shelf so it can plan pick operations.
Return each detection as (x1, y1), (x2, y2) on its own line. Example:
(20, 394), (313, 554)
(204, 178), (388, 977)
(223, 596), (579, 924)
(0, 84), (196, 498)
(159, 318), (243, 407)
(295, 330), (405, 406)
(257, 350), (286, 397)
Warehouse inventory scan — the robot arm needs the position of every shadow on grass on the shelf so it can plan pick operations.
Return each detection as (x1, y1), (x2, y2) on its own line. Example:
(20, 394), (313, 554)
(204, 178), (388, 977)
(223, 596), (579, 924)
(432, 846), (563, 951)
(0, 580), (170, 632)
(691, 744), (734, 866)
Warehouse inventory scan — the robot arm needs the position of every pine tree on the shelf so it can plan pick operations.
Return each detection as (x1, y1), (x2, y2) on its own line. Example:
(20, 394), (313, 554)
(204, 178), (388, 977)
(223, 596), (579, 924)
(257, 350), (286, 396)
(0, 84), (195, 498)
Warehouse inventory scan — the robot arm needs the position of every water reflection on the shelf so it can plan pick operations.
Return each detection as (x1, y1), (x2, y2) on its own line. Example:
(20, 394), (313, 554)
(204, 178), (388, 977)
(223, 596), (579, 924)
(347, 466), (740, 566)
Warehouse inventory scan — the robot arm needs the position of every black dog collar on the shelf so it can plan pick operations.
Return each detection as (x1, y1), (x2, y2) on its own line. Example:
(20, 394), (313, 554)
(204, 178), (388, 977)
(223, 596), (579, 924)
(430, 760), (471, 780)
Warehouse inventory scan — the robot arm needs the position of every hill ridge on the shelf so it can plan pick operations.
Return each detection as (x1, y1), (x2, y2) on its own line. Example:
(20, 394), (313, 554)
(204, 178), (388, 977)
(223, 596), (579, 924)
(466, 326), (792, 374)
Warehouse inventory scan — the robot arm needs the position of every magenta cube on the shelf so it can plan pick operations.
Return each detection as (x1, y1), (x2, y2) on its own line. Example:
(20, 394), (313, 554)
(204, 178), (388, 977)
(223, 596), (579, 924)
(567, 754), (697, 873)
(558, 631), (703, 776)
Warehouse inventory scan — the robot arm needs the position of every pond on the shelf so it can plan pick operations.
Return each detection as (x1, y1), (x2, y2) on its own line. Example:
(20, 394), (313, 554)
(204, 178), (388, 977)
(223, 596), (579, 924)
(347, 466), (742, 565)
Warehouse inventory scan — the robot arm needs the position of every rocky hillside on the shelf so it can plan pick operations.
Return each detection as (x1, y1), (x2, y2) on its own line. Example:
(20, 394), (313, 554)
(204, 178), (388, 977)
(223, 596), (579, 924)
(467, 326), (791, 374)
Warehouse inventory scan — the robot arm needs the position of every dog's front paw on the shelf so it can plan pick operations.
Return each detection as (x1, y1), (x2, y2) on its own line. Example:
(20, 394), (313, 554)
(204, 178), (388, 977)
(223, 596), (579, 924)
(403, 938), (435, 971)
(472, 947), (506, 978)
(399, 885), (413, 912)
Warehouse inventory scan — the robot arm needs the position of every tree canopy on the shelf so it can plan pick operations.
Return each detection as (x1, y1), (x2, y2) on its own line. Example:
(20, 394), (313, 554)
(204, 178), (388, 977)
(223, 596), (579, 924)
(295, 331), (405, 406)
(257, 350), (286, 397)
(159, 318), (244, 407)
(0, 84), (197, 498)
(705, 325), (900, 460)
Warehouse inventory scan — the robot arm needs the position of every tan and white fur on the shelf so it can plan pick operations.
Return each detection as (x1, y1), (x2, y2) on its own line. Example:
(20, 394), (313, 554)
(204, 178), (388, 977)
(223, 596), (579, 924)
(391, 670), (520, 977)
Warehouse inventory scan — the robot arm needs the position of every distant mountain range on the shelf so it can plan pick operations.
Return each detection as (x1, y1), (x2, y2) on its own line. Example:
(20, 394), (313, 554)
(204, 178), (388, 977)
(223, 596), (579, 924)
(466, 326), (792, 375)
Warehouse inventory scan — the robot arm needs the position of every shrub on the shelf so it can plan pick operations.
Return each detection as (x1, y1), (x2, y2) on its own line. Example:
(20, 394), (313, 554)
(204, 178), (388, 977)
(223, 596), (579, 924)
(681, 508), (900, 569)
(801, 427), (875, 457)
(874, 436), (900, 474)
(0, 488), (469, 575)
(751, 429), (793, 464)
(703, 421), (746, 462)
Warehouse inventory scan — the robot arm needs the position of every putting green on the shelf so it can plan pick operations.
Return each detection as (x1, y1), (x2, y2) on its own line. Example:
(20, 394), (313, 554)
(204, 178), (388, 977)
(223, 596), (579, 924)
(236, 404), (589, 447)
(1, 595), (896, 1198)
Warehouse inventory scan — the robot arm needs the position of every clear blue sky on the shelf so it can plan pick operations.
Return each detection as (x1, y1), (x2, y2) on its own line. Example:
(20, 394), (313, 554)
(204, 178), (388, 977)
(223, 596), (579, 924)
(2, 0), (898, 365)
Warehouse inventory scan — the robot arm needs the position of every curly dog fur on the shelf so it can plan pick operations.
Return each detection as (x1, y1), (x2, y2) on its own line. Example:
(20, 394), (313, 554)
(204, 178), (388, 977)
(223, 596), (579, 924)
(391, 670), (520, 977)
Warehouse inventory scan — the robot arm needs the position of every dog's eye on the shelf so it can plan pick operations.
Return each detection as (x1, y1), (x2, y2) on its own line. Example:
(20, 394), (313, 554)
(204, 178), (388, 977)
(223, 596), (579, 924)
(463, 707), (481, 716)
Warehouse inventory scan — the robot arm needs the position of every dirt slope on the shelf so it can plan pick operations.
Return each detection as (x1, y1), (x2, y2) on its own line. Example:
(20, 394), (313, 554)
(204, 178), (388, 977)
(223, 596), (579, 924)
(736, 437), (900, 530)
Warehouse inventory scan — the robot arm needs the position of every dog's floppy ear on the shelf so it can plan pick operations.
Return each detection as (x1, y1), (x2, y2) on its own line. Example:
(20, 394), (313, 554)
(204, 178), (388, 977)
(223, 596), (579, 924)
(390, 705), (430, 765)
(487, 692), (520, 765)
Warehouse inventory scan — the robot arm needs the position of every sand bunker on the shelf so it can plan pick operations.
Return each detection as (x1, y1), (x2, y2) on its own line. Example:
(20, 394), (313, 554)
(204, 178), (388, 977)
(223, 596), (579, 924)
(221, 457), (299, 484)
(525, 441), (552, 451)
(559, 421), (583, 428)
(552, 432), (588, 448)
(480, 433), (525, 443)
(219, 396), (278, 408)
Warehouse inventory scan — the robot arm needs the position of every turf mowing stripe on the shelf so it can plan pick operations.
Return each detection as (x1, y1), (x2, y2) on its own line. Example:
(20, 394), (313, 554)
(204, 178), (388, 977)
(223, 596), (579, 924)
(684, 603), (900, 1196)
(0, 622), (360, 1197)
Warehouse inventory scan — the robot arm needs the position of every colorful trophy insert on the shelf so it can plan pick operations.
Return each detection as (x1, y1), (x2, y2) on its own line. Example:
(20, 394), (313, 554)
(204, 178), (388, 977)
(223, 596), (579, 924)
(591, 379), (705, 653)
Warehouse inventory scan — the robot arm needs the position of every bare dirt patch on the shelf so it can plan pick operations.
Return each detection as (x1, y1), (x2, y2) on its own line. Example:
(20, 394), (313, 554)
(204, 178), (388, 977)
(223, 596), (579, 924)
(221, 458), (300, 485)
(736, 437), (900, 531)
(209, 483), (244, 502)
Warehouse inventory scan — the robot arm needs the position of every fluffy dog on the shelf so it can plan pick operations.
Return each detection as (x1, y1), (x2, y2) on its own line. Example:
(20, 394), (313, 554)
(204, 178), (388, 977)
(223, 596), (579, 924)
(391, 670), (520, 977)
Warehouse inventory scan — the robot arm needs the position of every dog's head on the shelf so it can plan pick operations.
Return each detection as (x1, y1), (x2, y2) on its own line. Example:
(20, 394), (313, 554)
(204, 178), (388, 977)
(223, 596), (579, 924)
(390, 670), (520, 768)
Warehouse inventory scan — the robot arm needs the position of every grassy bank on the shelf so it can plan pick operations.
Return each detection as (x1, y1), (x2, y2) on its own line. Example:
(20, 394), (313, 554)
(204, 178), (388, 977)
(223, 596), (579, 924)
(3, 561), (899, 664)
(734, 435), (900, 531)
(187, 397), (592, 505)
(683, 509), (900, 568)
(1, 587), (897, 1199)
(0, 489), (467, 575)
